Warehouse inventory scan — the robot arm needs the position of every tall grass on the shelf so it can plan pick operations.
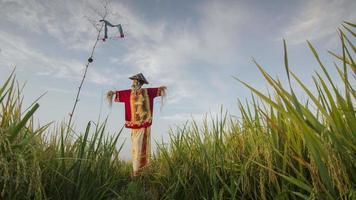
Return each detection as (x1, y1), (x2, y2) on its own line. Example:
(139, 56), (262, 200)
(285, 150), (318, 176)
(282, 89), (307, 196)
(0, 22), (355, 199)
(0, 71), (44, 199)
(0, 71), (132, 199)
(140, 22), (356, 200)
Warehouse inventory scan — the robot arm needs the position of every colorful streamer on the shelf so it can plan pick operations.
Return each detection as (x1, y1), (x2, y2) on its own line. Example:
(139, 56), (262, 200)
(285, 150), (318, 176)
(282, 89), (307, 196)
(99, 19), (124, 41)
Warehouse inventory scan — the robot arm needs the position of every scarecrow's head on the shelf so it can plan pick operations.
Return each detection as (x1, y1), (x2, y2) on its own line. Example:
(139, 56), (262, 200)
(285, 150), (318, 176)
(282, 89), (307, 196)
(129, 73), (149, 90)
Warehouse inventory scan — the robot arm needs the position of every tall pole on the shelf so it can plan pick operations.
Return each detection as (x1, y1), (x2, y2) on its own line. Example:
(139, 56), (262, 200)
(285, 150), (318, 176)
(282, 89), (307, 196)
(66, 19), (105, 135)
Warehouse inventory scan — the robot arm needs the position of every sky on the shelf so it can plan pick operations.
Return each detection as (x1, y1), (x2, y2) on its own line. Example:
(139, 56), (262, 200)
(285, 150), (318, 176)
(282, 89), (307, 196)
(0, 0), (355, 159)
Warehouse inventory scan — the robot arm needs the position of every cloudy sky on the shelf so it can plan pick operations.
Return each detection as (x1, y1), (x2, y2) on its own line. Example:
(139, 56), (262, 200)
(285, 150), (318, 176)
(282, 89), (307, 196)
(0, 0), (355, 159)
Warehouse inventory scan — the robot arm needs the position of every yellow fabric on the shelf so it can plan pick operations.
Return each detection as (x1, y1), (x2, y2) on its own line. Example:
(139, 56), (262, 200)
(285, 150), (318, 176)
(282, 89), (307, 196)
(131, 126), (151, 175)
(129, 89), (152, 127)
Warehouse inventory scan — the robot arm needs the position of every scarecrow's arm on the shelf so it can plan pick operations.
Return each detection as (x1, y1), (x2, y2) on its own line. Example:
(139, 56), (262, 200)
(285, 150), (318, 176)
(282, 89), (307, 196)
(106, 89), (130, 106)
(114, 90), (130, 102)
(147, 86), (167, 99)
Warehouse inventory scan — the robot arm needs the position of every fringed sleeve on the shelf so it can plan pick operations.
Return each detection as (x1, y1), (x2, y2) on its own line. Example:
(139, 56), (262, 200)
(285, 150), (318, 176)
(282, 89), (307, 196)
(158, 86), (167, 110)
(106, 90), (115, 107)
(158, 86), (167, 97)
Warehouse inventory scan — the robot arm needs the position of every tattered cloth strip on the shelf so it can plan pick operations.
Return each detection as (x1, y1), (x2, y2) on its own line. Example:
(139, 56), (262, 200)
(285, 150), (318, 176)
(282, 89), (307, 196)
(99, 19), (124, 41)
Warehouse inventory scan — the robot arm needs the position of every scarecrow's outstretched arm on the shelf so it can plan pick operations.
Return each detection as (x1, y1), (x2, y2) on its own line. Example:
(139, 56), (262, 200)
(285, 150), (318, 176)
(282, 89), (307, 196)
(106, 89), (131, 106)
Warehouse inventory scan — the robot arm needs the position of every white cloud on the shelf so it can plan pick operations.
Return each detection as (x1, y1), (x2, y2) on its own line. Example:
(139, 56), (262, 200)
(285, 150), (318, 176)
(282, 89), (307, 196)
(0, 0), (173, 86)
(0, 0), (107, 51)
(38, 85), (101, 98)
(281, 0), (356, 45)
(0, 0), (250, 100)
(0, 30), (118, 85)
(108, 0), (250, 110)
(0, 0), (250, 113)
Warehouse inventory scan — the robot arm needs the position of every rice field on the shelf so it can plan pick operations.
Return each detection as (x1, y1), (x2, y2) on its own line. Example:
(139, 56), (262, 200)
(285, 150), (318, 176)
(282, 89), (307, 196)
(0, 22), (355, 199)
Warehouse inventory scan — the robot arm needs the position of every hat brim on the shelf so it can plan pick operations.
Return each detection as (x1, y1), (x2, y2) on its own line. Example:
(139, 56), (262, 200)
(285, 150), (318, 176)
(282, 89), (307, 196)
(129, 77), (149, 84)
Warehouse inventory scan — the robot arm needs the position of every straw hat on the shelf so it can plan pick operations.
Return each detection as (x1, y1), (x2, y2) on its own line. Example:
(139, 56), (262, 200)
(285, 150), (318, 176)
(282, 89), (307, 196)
(129, 73), (149, 84)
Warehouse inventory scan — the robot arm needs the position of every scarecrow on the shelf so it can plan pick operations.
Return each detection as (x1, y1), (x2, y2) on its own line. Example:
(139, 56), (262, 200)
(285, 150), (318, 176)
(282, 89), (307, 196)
(106, 73), (166, 176)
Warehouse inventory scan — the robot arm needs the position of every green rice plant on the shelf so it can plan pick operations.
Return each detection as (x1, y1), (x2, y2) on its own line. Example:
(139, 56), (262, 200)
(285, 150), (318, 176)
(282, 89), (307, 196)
(0, 70), (45, 199)
(38, 121), (132, 200)
(141, 21), (356, 200)
(0, 70), (133, 199)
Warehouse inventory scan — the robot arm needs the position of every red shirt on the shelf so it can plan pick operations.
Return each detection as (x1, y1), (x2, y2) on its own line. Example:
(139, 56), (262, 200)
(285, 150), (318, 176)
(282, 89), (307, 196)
(115, 88), (161, 129)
